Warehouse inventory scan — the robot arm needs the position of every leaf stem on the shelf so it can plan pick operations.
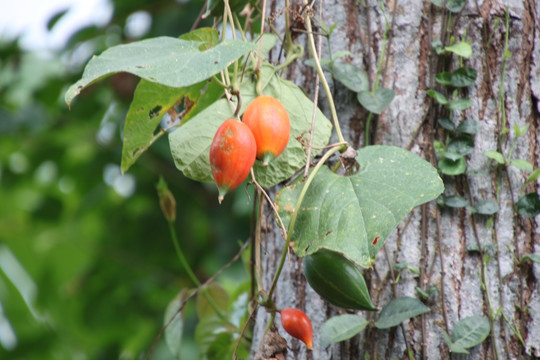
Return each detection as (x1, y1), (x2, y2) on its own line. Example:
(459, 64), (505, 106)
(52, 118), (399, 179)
(265, 145), (342, 301)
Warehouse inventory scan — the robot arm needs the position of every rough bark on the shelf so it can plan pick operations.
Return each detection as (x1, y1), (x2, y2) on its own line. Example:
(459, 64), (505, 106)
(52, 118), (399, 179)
(252, 0), (540, 359)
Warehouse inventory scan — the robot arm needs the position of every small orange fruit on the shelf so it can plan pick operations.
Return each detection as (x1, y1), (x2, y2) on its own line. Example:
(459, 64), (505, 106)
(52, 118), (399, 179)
(280, 307), (313, 350)
(209, 118), (256, 203)
(242, 95), (290, 166)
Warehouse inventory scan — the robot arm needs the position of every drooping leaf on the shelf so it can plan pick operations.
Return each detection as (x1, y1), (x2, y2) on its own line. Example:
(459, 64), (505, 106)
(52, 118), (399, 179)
(450, 316), (490, 352)
(357, 88), (395, 114)
(164, 289), (189, 358)
(320, 314), (368, 347)
(517, 193), (540, 218)
(168, 65), (332, 188)
(333, 62), (369, 93)
(65, 37), (255, 105)
(374, 296), (430, 329)
(276, 145), (443, 267)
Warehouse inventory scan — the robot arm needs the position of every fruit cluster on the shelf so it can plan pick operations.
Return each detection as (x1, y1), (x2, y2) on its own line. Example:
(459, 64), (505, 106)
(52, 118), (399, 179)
(210, 95), (290, 203)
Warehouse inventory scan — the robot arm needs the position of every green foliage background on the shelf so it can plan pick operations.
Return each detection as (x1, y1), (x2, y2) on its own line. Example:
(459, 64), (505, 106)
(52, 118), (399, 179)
(0, 0), (252, 358)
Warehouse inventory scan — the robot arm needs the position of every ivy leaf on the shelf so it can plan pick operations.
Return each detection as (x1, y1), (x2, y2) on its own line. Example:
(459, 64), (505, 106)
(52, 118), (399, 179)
(276, 146), (443, 267)
(450, 67), (477, 87)
(435, 72), (453, 86)
(484, 150), (505, 164)
(374, 297), (430, 329)
(456, 119), (479, 134)
(447, 135), (474, 156)
(168, 65), (332, 188)
(442, 195), (468, 208)
(439, 155), (466, 175)
(333, 62), (369, 93)
(427, 89), (448, 105)
(445, 41), (472, 58)
(357, 88), (395, 114)
(320, 314), (368, 347)
(510, 159), (533, 172)
(474, 199), (499, 215)
(517, 193), (540, 218)
(450, 316), (490, 352)
(448, 98), (472, 111)
(438, 118), (455, 131)
(65, 37), (255, 106)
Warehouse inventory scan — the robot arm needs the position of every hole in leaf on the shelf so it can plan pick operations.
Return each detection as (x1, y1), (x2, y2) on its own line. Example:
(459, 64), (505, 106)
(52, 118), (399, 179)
(149, 105), (162, 119)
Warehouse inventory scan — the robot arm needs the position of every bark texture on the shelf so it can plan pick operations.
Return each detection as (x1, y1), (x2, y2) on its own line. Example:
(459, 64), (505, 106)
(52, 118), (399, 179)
(252, 0), (540, 359)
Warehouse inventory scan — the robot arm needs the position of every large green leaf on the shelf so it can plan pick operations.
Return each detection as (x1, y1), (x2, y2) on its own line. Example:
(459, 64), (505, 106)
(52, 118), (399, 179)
(276, 145), (443, 267)
(446, 316), (490, 354)
(168, 65), (332, 188)
(65, 37), (255, 106)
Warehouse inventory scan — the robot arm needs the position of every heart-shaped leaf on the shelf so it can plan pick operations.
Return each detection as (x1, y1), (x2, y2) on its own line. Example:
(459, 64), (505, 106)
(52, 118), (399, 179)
(333, 62), (369, 93)
(168, 65), (332, 188)
(357, 88), (395, 114)
(450, 316), (490, 351)
(320, 314), (368, 347)
(374, 296), (430, 329)
(276, 145), (443, 267)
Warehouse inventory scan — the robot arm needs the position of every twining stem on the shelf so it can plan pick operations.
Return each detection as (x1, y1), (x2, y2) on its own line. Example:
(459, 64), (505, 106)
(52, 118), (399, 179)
(167, 221), (229, 323)
(265, 144), (343, 302)
(302, 0), (346, 146)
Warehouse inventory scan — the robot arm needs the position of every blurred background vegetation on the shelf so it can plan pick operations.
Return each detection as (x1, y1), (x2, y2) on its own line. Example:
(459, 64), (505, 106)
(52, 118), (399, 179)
(0, 0), (253, 358)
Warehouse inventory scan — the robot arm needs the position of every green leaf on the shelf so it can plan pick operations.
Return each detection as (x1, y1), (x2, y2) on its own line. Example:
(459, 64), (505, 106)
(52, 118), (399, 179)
(374, 297), (430, 329)
(179, 27), (219, 48)
(517, 193), (540, 218)
(451, 316), (490, 351)
(443, 195), (468, 208)
(474, 199), (499, 215)
(522, 253), (540, 264)
(446, 0), (467, 12)
(331, 50), (353, 61)
(168, 65), (332, 188)
(121, 80), (200, 173)
(440, 151), (463, 161)
(435, 72), (453, 86)
(447, 135), (474, 156)
(439, 156), (466, 175)
(320, 314), (369, 347)
(427, 89), (448, 105)
(526, 169), (540, 183)
(448, 98), (472, 111)
(195, 315), (236, 355)
(450, 67), (477, 87)
(484, 150), (505, 164)
(276, 145), (443, 267)
(445, 41), (472, 58)
(437, 118), (455, 131)
(333, 62), (369, 93)
(433, 140), (446, 154)
(196, 283), (229, 319)
(443, 331), (469, 354)
(430, 0), (443, 6)
(514, 123), (529, 137)
(456, 119), (479, 134)
(357, 88), (395, 114)
(164, 289), (188, 358)
(510, 159), (533, 172)
(431, 39), (444, 54)
(65, 37), (255, 106)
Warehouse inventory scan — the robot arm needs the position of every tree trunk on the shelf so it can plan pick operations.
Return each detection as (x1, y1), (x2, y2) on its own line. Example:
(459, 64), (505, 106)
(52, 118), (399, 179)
(252, 0), (540, 359)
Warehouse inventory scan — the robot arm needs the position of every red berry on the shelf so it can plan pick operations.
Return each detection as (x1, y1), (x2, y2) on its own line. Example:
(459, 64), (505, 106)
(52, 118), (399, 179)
(280, 307), (313, 350)
(209, 118), (256, 203)
(242, 95), (290, 166)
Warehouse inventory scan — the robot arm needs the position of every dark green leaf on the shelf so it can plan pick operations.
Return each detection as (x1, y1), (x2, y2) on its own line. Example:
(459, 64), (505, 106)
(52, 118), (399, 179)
(439, 156), (466, 175)
(517, 193), (540, 218)
(357, 88), (395, 114)
(484, 150), (505, 164)
(443, 195), (468, 208)
(451, 316), (490, 351)
(522, 253), (540, 264)
(435, 72), (453, 86)
(474, 199), (499, 215)
(448, 98), (472, 111)
(438, 118), (455, 131)
(277, 146), (443, 267)
(65, 37), (255, 105)
(320, 314), (369, 347)
(427, 89), (448, 105)
(450, 67), (477, 87)
(447, 135), (474, 156)
(456, 119), (479, 134)
(374, 297), (430, 329)
(333, 62), (369, 93)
